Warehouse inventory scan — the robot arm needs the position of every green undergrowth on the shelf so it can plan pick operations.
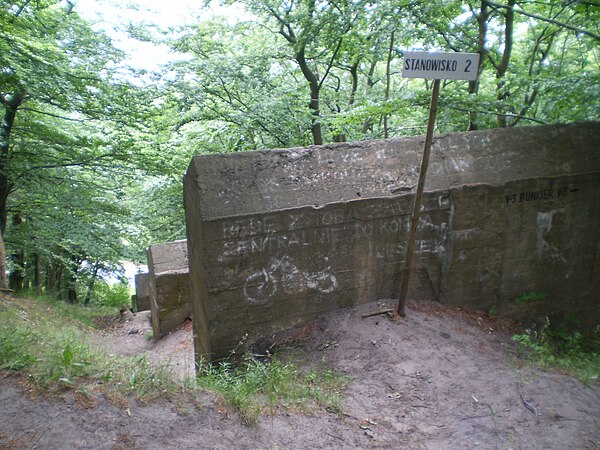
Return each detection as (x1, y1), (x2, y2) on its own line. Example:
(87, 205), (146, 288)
(0, 294), (348, 422)
(197, 355), (348, 424)
(512, 317), (600, 384)
(19, 289), (117, 328)
(0, 295), (177, 402)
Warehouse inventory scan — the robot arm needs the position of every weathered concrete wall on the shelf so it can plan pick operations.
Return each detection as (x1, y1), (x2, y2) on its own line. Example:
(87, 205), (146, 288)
(184, 122), (600, 362)
(147, 240), (192, 339)
(134, 273), (151, 312)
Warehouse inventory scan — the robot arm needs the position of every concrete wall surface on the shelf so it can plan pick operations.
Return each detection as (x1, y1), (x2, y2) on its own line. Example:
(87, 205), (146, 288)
(134, 273), (151, 312)
(184, 122), (600, 362)
(147, 239), (192, 339)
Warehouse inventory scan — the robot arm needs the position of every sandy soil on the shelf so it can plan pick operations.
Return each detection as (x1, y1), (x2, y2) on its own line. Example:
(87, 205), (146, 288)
(1, 300), (599, 449)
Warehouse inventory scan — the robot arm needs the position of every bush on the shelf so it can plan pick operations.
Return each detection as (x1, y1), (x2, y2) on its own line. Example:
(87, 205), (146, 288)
(512, 317), (600, 383)
(93, 280), (132, 308)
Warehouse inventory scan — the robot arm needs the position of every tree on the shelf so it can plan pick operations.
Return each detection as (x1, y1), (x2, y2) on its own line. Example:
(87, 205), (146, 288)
(1, 0), (160, 297)
(3, 0), (596, 300)
(168, 17), (314, 151)
(411, 0), (600, 130)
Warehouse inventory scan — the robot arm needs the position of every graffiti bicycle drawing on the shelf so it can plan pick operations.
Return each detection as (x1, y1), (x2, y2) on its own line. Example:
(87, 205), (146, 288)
(243, 256), (338, 305)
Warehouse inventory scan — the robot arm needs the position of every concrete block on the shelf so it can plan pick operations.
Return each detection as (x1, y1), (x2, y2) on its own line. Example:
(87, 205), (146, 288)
(184, 122), (600, 362)
(147, 240), (192, 339)
(134, 273), (151, 312)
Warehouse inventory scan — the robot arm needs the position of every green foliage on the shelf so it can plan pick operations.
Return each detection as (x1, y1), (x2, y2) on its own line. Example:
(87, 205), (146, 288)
(197, 355), (347, 424)
(1, 294), (348, 418)
(92, 280), (132, 308)
(512, 317), (600, 383)
(0, 294), (176, 400)
(0, 324), (36, 371)
(514, 291), (547, 305)
(124, 355), (175, 401)
(42, 339), (94, 385)
(22, 289), (116, 327)
(3, 0), (600, 292)
(1, 0), (165, 294)
(161, 0), (599, 170)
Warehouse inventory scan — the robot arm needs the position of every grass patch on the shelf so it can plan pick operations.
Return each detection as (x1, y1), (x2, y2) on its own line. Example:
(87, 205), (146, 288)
(197, 355), (348, 424)
(512, 316), (600, 383)
(0, 325), (37, 371)
(19, 290), (117, 328)
(0, 294), (348, 422)
(0, 295), (177, 402)
(514, 291), (547, 305)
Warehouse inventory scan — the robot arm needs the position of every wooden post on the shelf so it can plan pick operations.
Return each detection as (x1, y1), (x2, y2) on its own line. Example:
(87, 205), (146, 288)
(397, 79), (441, 316)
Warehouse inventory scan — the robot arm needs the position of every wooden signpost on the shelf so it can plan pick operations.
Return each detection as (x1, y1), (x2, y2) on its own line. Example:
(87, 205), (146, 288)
(396, 51), (480, 316)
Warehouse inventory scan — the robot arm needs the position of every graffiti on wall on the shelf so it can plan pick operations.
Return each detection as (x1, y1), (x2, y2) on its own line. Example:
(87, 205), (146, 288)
(243, 256), (337, 304)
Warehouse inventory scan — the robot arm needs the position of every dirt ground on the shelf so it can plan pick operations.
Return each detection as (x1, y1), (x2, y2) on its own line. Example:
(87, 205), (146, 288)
(1, 299), (599, 450)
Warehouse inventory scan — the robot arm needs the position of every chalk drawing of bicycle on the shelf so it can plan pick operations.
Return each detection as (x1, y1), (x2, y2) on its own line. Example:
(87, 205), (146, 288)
(243, 256), (338, 305)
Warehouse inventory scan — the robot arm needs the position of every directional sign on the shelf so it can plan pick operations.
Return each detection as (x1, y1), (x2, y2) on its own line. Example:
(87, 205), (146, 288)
(403, 51), (480, 81)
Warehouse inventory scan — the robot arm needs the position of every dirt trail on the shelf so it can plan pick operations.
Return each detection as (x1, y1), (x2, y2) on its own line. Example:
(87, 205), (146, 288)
(1, 300), (599, 449)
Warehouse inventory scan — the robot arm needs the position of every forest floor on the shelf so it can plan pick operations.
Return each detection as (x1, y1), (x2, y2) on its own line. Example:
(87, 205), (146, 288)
(1, 299), (599, 450)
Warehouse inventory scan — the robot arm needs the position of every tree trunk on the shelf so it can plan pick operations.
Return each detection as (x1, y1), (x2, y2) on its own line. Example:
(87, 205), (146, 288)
(83, 262), (100, 305)
(383, 30), (395, 139)
(0, 92), (24, 292)
(67, 282), (77, 303)
(66, 267), (78, 304)
(8, 253), (24, 290)
(0, 231), (7, 290)
(467, 1), (489, 131)
(496, 0), (516, 128)
(46, 260), (63, 293)
(361, 56), (379, 134)
(8, 214), (24, 291)
(296, 47), (323, 145)
(66, 255), (80, 304)
(33, 253), (41, 293)
(0, 92), (24, 233)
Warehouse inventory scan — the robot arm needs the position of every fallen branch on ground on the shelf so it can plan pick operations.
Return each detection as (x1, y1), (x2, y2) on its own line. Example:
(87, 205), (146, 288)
(361, 308), (395, 318)
(517, 383), (540, 424)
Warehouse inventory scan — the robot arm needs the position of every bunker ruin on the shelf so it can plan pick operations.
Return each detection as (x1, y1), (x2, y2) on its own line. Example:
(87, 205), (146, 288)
(147, 239), (192, 339)
(184, 122), (600, 363)
(133, 272), (151, 312)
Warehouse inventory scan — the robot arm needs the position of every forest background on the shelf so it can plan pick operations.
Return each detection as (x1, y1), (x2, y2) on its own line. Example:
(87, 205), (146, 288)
(1, 0), (598, 306)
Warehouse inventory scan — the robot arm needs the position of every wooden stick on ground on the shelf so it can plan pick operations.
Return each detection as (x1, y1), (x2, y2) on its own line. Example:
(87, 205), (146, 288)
(517, 383), (540, 424)
(361, 308), (395, 318)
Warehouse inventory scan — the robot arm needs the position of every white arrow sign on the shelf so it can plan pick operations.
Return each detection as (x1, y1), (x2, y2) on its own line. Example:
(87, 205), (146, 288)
(403, 51), (480, 81)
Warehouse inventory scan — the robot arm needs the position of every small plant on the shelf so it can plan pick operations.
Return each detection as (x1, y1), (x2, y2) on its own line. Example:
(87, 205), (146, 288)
(1, 294), (348, 421)
(512, 317), (600, 383)
(514, 291), (546, 305)
(50, 342), (92, 384)
(197, 355), (347, 425)
(32, 330), (102, 388)
(125, 355), (175, 401)
(0, 294), (176, 402)
(0, 325), (36, 371)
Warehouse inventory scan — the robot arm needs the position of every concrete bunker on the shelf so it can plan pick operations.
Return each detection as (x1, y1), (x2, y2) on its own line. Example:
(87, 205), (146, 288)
(133, 272), (151, 312)
(184, 122), (600, 363)
(147, 239), (192, 339)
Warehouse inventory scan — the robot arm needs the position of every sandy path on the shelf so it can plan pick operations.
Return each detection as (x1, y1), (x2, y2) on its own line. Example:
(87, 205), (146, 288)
(1, 300), (598, 449)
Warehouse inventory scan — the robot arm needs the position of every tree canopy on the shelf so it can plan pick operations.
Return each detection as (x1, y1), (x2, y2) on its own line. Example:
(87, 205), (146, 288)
(1, 0), (598, 302)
